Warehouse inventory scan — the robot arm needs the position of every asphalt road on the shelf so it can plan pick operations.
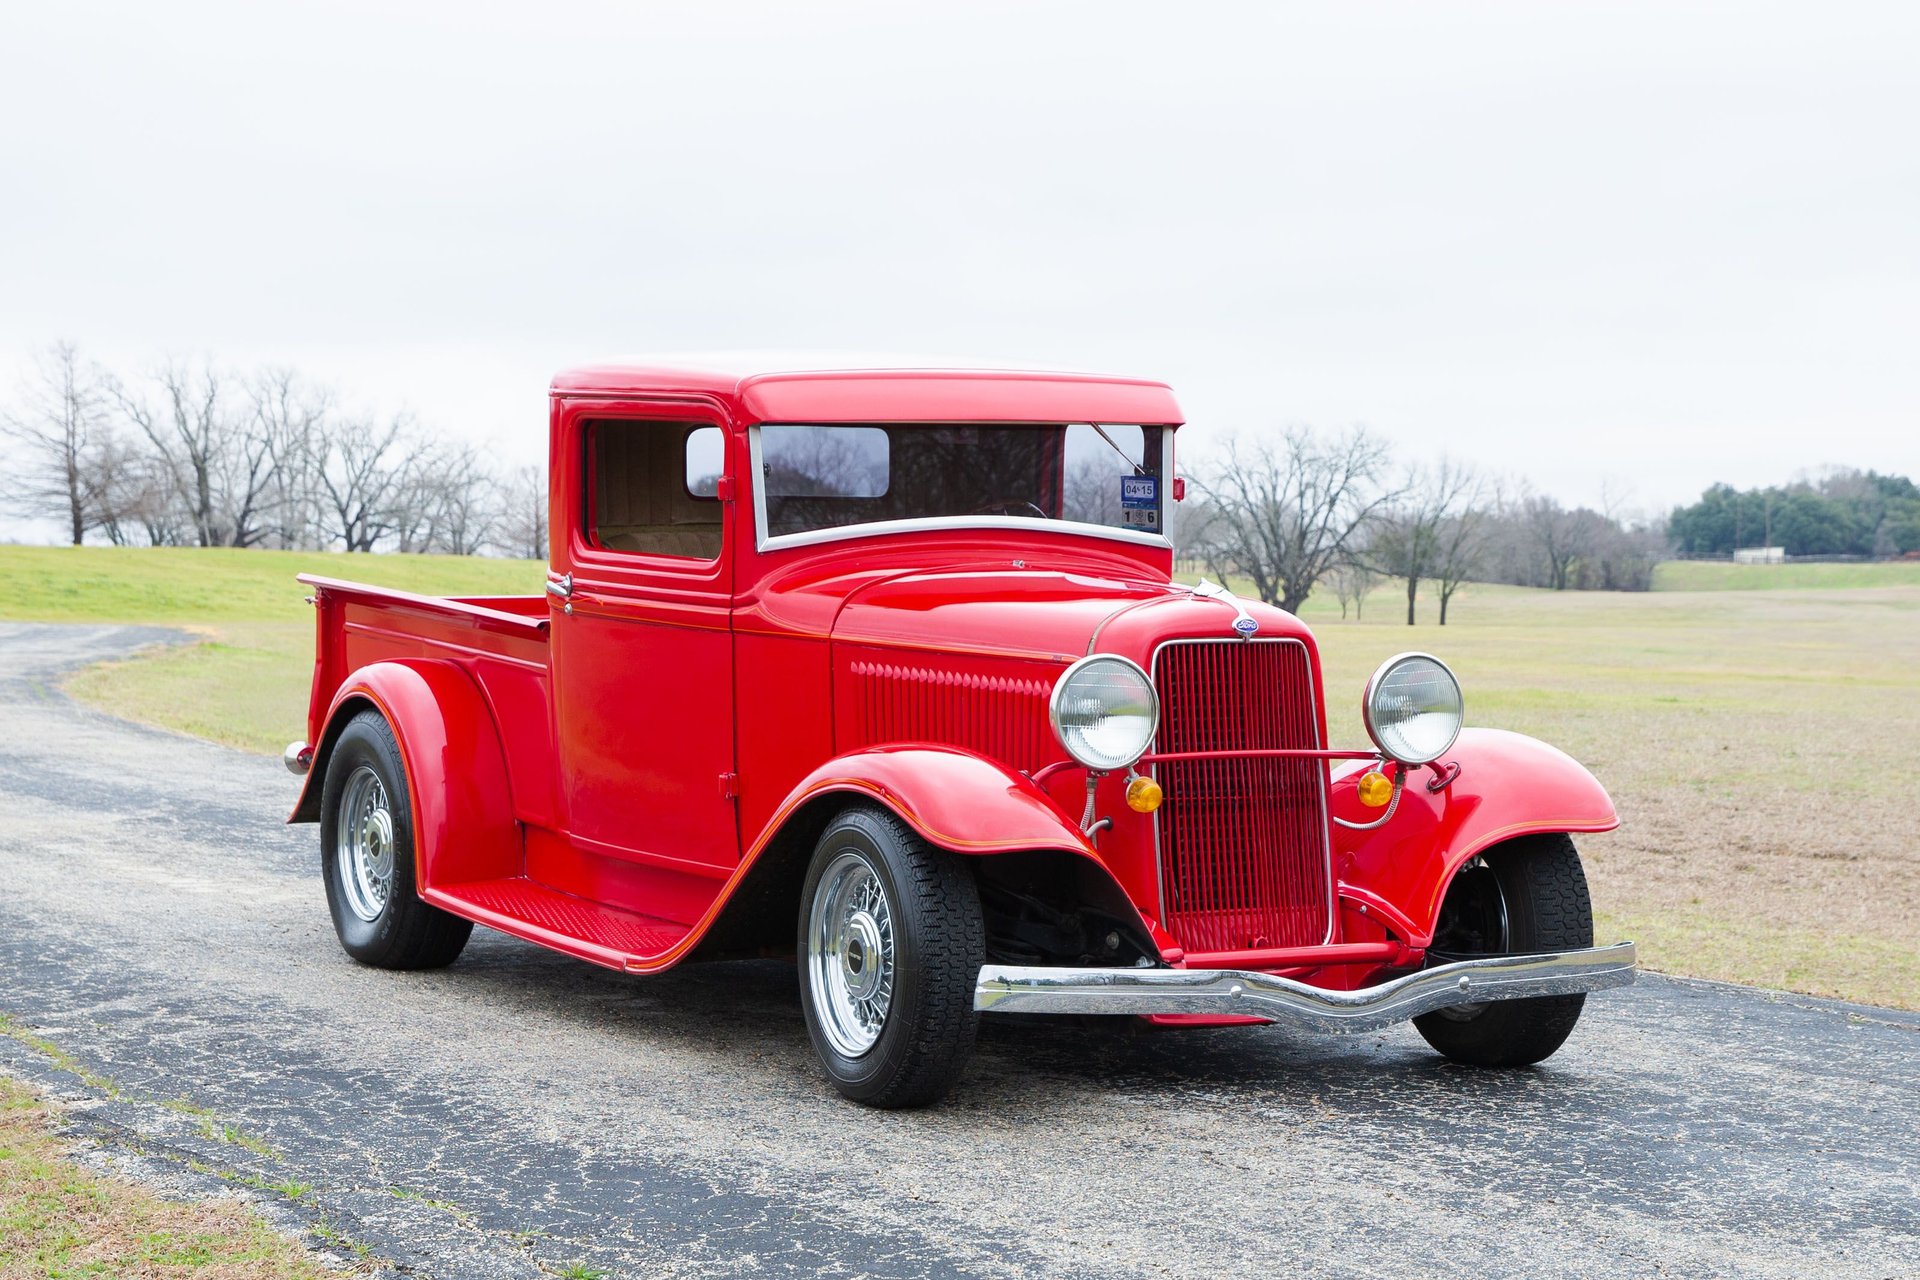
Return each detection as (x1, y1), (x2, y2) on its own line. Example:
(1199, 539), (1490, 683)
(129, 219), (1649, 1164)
(0, 622), (1915, 1280)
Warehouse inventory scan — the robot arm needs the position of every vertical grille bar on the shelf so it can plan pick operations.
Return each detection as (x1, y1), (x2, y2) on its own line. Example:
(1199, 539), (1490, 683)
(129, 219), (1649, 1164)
(1153, 640), (1332, 953)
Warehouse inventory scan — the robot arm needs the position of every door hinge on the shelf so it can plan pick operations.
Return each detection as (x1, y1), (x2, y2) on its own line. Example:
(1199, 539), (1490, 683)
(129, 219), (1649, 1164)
(718, 771), (739, 800)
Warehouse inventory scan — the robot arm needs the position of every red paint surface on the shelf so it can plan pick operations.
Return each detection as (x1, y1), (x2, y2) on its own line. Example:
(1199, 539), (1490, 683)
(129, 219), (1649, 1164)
(291, 359), (1619, 989)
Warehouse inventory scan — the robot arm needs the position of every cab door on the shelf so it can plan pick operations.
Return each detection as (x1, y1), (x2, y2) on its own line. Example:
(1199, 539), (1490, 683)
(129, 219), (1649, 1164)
(548, 403), (739, 881)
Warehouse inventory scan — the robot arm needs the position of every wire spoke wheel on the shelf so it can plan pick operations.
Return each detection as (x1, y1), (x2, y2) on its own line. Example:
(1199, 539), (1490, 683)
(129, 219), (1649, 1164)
(336, 764), (397, 923)
(806, 850), (897, 1058)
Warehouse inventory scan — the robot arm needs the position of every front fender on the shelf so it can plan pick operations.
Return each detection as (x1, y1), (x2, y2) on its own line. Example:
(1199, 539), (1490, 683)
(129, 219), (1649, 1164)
(757, 745), (1101, 860)
(686, 745), (1159, 968)
(1332, 728), (1618, 947)
(286, 660), (519, 889)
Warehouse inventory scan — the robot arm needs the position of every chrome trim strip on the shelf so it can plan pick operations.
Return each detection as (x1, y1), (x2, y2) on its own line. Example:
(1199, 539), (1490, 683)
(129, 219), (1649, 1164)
(1146, 637), (1337, 949)
(974, 942), (1638, 1026)
(759, 513), (1174, 555)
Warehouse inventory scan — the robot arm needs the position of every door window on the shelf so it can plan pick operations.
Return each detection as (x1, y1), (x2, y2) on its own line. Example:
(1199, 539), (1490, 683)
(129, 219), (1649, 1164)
(586, 421), (723, 561)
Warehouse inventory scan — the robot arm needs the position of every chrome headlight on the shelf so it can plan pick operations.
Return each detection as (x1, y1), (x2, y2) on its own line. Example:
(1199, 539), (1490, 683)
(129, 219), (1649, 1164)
(1049, 655), (1159, 772)
(1362, 653), (1464, 765)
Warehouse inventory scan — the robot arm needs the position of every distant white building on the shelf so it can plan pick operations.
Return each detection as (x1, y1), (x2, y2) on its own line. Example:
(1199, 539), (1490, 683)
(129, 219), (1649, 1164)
(1733, 547), (1787, 564)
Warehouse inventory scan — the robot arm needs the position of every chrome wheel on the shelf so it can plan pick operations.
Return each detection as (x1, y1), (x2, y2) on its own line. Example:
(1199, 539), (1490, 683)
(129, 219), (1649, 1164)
(335, 764), (396, 923)
(806, 849), (896, 1058)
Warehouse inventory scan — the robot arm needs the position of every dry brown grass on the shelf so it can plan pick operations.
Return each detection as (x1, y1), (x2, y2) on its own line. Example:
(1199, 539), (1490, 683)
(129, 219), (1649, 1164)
(0, 1075), (332, 1280)
(1305, 581), (1920, 1009)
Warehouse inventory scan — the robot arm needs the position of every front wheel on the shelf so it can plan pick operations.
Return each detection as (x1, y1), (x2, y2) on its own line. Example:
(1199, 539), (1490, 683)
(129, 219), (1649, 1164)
(1414, 832), (1594, 1067)
(797, 807), (985, 1108)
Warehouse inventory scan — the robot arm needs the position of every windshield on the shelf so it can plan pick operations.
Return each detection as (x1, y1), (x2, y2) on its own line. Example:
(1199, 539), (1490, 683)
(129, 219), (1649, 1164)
(757, 422), (1168, 542)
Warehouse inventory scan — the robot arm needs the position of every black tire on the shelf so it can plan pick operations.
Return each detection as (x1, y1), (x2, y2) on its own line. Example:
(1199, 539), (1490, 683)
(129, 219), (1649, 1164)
(1413, 832), (1593, 1067)
(319, 709), (472, 970)
(796, 806), (985, 1108)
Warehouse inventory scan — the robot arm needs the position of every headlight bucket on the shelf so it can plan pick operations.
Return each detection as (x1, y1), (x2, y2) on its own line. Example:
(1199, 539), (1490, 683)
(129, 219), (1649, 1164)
(1049, 655), (1159, 772)
(1362, 653), (1464, 765)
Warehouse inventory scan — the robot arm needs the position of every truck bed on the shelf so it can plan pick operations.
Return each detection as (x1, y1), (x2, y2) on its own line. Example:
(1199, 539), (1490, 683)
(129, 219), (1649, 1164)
(298, 573), (556, 820)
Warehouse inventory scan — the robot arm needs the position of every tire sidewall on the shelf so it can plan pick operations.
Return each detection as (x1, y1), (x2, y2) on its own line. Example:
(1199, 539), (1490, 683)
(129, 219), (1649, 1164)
(1415, 833), (1594, 1066)
(797, 811), (933, 1101)
(319, 713), (418, 961)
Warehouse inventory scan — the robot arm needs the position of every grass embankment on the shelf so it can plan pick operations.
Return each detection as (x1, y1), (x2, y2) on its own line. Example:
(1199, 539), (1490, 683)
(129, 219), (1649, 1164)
(4, 545), (1917, 1009)
(0, 546), (542, 753)
(1652, 558), (1920, 591)
(0, 1072), (330, 1280)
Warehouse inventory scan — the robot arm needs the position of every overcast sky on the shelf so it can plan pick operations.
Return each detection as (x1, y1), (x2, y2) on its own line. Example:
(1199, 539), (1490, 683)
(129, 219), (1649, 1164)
(3, 0), (1915, 529)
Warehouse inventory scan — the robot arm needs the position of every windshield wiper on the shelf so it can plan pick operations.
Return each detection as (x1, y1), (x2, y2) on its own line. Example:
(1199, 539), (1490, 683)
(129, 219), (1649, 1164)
(1089, 424), (1147, 475)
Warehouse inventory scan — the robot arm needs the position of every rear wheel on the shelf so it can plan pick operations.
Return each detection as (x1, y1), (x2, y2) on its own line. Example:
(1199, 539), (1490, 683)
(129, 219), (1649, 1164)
(1414, 833), (1593, 1067)
(319, 709), (472, 970)
(797, 807), (984, 1108)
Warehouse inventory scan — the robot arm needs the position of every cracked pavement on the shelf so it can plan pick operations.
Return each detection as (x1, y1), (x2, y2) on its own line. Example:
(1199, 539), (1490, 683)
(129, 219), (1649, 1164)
(0, 622), (1916, 1279)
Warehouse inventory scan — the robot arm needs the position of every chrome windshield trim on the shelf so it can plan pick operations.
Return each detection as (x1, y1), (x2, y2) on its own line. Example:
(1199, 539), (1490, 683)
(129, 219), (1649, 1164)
(757, 513), (1175, 555)
(974, 942), (1638, 1028)
(745, 424), (1177, 555)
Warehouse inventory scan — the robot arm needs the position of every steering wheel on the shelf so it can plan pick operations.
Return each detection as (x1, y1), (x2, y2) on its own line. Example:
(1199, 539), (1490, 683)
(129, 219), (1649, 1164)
(970, 498), (1050, 519)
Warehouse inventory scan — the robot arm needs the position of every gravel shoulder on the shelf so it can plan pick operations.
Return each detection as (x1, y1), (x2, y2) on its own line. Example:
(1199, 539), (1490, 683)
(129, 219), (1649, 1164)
(1, 622), (1916, 1280)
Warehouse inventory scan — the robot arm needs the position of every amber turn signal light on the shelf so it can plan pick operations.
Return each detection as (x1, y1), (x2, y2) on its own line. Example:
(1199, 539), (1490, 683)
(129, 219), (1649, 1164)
(1356, 770), (1394, 808)
(1125, 775), (1164, 813)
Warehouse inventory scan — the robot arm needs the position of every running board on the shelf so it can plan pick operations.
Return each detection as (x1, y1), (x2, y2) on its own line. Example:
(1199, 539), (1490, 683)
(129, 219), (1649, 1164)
(426, 878), (691, 972)
(974, 943), (1638, 1030)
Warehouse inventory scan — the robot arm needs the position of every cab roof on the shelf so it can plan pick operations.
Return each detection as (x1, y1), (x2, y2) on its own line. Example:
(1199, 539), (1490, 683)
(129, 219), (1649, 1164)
(549, 353), (1184, 425)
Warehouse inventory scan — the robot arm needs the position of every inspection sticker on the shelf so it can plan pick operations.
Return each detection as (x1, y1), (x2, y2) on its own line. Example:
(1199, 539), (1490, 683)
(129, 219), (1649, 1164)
(1120, 476), (1158, 508)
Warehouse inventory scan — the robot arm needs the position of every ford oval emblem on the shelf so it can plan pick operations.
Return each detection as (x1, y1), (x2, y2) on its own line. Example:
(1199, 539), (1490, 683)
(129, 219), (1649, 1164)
(1232, 615), (1260, 637)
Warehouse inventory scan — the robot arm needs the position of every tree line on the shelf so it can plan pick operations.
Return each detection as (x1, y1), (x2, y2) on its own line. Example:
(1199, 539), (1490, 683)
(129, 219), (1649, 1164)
(1184, 426), (1666, 625)
(10, 342), (1893, 627)
(1, 342), (547, 557)
(1668, 471), (1920, 558)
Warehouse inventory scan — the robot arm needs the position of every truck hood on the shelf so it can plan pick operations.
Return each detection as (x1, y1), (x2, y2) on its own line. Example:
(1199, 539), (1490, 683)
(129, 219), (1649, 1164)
(831, 567), (1312, 664)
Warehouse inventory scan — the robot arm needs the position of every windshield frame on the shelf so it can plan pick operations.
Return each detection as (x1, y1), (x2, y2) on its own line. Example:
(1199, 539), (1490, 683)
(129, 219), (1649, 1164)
(747, 421), (1177, 555)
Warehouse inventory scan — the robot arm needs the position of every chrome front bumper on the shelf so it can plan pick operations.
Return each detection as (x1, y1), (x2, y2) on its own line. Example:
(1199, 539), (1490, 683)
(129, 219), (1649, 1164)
(973, 942), (1637, 1031)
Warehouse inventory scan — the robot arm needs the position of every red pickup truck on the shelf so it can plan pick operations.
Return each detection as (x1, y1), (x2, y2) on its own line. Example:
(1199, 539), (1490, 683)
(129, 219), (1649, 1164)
(287, 358), (1635, 1107)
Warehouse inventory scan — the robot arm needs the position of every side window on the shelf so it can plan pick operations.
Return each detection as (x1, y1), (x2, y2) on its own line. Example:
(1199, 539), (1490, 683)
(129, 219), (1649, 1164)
(586, 421), (724, 561)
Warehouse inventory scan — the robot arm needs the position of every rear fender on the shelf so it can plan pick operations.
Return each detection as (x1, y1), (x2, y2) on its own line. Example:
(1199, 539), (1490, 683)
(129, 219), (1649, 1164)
(1332, 728), (1618, 947)
(286, 660), (520, 889)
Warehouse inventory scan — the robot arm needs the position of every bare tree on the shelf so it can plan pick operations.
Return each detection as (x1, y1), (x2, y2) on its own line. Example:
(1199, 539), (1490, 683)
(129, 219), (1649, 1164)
(85, 432), (178, 546)
(496, 464), (549, 560)
(1373, 459), (1484, 625)
(112, 358), (241, 547)
(1432, 475), (1494, 625)
(1322, 557), (1381, 621)
(427, 443), (501, 555)
(387, 439), (500, 555)
(1189, 426), (1401, 614)
(319, 413), (413, 551)
(251, 369), (333, 549)
(1523, 494), (1588, 590)
(2, 342), (109, 544)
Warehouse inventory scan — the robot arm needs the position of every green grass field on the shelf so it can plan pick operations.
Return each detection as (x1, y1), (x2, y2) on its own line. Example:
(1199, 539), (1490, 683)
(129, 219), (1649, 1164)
(1652, 558), (1920, 591)
(0, 546), (543, 753)
(4, 544), (1915, 1010)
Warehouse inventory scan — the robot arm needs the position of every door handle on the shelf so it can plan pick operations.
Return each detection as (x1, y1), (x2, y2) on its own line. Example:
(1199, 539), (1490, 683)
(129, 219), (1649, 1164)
(546, 573), (573, 601)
